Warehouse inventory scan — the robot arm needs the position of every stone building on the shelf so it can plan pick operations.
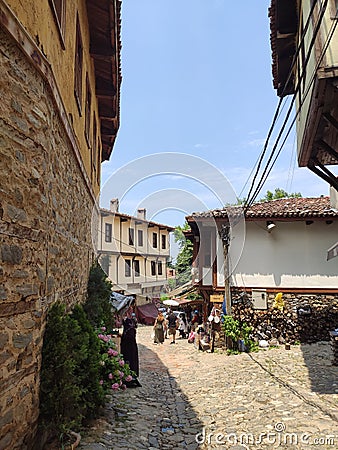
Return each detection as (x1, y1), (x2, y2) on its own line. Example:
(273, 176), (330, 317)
(0, 0), (121, 448)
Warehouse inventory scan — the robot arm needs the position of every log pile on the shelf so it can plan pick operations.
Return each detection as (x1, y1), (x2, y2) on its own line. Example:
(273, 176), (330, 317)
(329, 330), (338, 365)
(232, 302), (338, 345)
(232, 307), (298, 344)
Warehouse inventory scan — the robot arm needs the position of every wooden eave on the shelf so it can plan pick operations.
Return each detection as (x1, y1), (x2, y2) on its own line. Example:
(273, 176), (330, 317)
(86, 0), (122, 162)
(300, 77), (338, 189)
(100, 208), (174, 232)
(269, 0), (298, 97)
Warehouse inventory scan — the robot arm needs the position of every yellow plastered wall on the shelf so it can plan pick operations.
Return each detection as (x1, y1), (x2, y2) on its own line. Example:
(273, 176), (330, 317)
(6, 0), (101, 195)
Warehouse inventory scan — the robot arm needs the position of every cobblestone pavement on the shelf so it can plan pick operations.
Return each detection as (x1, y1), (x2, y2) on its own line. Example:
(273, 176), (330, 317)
(79, 325), (338, 450)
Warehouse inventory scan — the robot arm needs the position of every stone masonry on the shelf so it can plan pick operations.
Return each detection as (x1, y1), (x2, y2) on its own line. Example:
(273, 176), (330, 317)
(0, 28), (96, 450)
(232, 292), (338, 345)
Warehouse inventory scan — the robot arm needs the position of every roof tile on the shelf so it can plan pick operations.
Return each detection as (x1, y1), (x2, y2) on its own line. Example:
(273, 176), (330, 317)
(190, 197), (338, 220)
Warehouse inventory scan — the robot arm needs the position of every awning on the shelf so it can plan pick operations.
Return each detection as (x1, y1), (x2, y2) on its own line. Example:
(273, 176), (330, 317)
(327, 242), (338, 261)
(177, 297), (203, 306)
(136, 303), (158, 325)
(168, 281), (195, 298)
(110, 292), (134, 314)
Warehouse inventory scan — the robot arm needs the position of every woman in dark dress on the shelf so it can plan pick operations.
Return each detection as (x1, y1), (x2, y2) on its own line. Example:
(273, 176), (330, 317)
(120, 312), (141, 386)
(153, 311), (165, 344)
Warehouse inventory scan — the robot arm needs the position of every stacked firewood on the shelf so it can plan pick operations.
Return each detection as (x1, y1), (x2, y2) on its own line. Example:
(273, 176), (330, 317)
(232, 304), (338, 344)
(329, 330), (338, 365)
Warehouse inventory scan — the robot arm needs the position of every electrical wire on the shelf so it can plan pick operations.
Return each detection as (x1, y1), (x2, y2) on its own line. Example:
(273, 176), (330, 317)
(244, 0), (331, 210)
(286, 133), (297, 193)
(240, 0), (320, 203)
(247, 10), (338, 206)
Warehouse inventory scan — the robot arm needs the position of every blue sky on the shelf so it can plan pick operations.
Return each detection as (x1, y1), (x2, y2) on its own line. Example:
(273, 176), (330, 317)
(100, 0), (333, 228)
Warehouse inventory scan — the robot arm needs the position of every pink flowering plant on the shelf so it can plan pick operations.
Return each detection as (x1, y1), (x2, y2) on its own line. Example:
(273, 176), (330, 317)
(97, 328), (134, 392)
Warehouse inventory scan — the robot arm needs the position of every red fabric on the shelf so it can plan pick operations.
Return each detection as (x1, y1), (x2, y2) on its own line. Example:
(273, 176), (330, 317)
(136, 303), (158, 325)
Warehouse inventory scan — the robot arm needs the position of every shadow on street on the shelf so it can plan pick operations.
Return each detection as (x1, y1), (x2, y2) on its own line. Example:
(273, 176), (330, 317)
(300, 342), (338, 394)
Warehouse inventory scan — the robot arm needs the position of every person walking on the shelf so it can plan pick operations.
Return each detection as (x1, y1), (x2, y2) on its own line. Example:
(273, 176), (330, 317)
(178, 312), (188, 339)
(120, 308), (141, 387)
(153, 311), (165, 344)
(167, 310), (179, 344)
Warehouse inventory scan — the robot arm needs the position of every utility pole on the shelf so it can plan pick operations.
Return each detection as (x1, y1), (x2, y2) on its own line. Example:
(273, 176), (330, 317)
(218, 223), (231, 316)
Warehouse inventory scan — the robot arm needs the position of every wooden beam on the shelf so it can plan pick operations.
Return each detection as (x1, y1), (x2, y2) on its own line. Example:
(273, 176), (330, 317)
(323, 112), (338, 133)
(318, 139), (338, 162)
(96, 89), (116, 98)
(308, 158), (338, 191)
(99, 115), (116, 121)
(90, 47), (116, 58)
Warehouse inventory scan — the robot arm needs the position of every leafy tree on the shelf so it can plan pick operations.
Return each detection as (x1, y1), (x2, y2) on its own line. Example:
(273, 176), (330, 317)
(261, 188), (302, 201)
(173, 223), (193, 287)
(84, 261), (114, 331)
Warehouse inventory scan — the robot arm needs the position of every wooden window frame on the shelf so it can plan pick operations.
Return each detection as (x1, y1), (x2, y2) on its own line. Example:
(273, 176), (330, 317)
(85, 73), (91, 147)
(74, 15), (83, 115)
(129, 228), (135, 246)
(151, 261), (156, 276)
(105, 223), (112, 242)
(138, 229), (143, 247)
(92, 115), (97, 181)
(125, 259), (131, 277)
(97, 142), (101, 186)
(157, 261), (163, 276)
(49, 0), (66, 49)
(134, 260), (140, 277)
(161, 234), (166, 250)
(152, 232), (158, 248)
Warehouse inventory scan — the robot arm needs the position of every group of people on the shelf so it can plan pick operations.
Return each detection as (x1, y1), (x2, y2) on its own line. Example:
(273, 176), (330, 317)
(153, 309), (201, 345)
(118, 306), (203, 387)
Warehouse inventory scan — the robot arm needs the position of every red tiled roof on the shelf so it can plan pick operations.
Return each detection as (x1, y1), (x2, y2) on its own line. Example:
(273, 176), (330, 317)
(189, 197), (338, 220)
(245, 197), (337, 219)
(100, 208), (175, 231)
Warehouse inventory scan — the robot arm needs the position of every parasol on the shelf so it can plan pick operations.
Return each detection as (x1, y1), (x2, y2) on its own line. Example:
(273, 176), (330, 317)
(163, 299), (179, 307)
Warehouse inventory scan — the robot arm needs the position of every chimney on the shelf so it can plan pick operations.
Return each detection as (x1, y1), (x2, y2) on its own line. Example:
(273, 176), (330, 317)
(110, 198), (119, 212)
(330, 186), (338, 209)
(137, 208), (146, 220)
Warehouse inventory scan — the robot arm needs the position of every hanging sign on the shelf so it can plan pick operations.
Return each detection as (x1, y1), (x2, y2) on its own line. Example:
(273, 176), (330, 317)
(210, 294), (223, 303)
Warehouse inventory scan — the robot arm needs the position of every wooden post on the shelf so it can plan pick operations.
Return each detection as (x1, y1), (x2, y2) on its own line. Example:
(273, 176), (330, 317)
(219, 224), (231, 316)
(218, 223), (232, 350)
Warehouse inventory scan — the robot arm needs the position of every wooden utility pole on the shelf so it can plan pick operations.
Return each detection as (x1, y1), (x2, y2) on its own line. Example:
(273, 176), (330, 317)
(219, 223), (231, 316)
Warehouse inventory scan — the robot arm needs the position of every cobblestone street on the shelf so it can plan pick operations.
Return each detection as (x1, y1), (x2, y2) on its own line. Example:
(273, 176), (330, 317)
(79, 325), (338, 450)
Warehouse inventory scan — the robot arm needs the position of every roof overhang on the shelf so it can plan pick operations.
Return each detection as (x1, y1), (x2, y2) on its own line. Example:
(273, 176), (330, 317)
(86, 0), (122, 161)
(269, 0), (298, 97)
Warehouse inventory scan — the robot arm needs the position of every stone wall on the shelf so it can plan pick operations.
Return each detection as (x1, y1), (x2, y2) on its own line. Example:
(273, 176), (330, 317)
(0, 28), (96, 450)
(232, 292), (338, 344)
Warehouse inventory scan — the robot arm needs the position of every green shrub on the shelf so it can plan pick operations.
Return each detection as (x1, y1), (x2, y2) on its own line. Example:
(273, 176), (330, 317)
(70, 305), (105, 417)
(84, 262), (114, 330)
(222, 315), (257, 352)
(39, 302), (105, 443)
(39, 303), (83, 436)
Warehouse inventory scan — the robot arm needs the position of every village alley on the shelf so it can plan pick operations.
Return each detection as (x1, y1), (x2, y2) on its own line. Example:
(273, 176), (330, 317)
(79, 326), (338, 450)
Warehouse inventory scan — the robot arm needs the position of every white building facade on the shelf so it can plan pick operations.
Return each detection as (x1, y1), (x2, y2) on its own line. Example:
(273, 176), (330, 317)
(187, 196), (338, 296)
(98, 200), (173, 305)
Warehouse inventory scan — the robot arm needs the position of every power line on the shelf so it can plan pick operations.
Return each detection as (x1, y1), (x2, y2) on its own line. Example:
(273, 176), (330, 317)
(240, 0), (320, 203)
(244, 0), (331, 210)
(247, 10), (338, 206)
